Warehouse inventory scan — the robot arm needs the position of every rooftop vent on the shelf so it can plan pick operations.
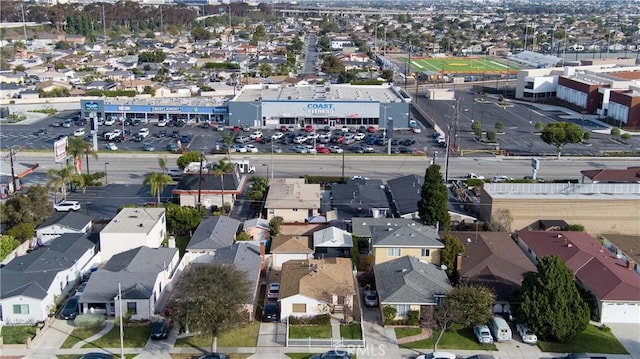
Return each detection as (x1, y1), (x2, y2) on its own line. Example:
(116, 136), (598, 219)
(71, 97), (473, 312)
(138, 223), (144, 227)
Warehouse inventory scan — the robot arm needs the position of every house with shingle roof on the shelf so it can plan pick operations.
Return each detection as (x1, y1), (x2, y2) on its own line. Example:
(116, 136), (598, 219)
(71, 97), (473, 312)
(36, 211), (92, 242)
(370, 221), (443, 265)
(279, 257), (356, 319)
(445, 231), (537, 314)
(265, 178), (321, 223)
(373, 256), (452, 320)
(186, 216), (241, 262)
(387, 174), (423, 218)
(79, 246), (178, 320)
(0, 233), (97, 324)
(270, 235), (313, 268)
(581, 167), (640, 183)
(331, 178), (389, 219)
(514, 230), (640, 324)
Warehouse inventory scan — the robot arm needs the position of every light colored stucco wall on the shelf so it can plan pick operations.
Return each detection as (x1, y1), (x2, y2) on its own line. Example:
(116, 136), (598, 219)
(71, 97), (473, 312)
(373, 247), (441, 265)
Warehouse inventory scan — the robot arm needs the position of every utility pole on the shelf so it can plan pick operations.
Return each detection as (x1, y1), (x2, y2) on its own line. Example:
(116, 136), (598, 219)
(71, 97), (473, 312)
(21, 3), (27, 44)
(102, 4), (107, 40)
(8, 147), (18, 195)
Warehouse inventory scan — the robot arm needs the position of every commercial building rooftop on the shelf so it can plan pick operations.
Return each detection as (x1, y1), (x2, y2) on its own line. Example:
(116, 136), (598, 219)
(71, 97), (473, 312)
(234, 83), (410, 103)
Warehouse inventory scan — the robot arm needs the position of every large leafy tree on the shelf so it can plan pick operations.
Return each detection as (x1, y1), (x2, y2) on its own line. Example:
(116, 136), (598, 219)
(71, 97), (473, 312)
(165, 203), (205, 235)
(440, 234), (466, 280)
(143, 172), (173, 204)
(167, 263), (251, 352)
(417, 164), (450, 230)
(540, 122), (583, 159)
(0, 185), (52, 229)
(0, 235), (21, 260)
(176, 151), (203, 169)
(515, 255), (589, 342)
(213, 158), (235, 213)
(321, 55), (345, 74)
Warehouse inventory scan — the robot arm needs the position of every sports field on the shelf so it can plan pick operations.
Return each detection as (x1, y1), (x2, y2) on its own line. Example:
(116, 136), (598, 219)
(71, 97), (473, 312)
(404, 56), (520, 74)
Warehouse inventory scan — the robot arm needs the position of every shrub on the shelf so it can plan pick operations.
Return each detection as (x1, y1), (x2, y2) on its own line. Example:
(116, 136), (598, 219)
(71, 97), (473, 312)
(583, 132), (591, 140)
(568, 224), (585, 232)
(611, 127), (621, 136)
(407, 310), (420, 326)
(288, 314), (331, 325)
(485, 131), (496, 142)
(535, 121), (544, 131)
(494, 121), (504, 132)
(621, 133), (632, 140)
(382, 305), (397, 325)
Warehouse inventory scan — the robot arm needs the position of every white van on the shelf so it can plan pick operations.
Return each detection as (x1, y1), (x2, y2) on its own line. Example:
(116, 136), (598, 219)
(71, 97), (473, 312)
(490, 316), (512, 342)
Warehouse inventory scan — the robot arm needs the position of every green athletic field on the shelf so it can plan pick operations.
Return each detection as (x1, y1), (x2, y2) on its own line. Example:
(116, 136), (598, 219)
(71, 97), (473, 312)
(402, 57), (520, 74)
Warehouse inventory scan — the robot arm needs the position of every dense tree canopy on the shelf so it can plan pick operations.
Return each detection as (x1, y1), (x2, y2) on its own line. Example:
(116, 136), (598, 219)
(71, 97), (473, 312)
(540, 122), (583, 159)
(0, 185), (52, 229)
(440, 234), (466, 280)
(515, 255), (589, 342)
(167, 263), (251, 352)
(176, 151), (203, 169)
(165, 202), (205, 235)
(417, 164), (450, 230)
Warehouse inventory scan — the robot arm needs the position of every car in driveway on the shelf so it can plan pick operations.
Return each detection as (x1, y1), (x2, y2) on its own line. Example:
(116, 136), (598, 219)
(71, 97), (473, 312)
(267, 283), (280, 299)
(195, 354), (230, 359)
(363, 290), (378, 307)
(105, 142), (118, 151)
(150, 319), (172, 340)
(262, 302), (279, 322)
(516, 323), (537, 344)
(473, 325), (494, 344)
(60, 296), (80, 319)
(54, 200), (81, 212)
(309, 350), (352, 359)
(77, 353), (113, 359)
(142, 142), (155, 151)
(415, 352), (457, 359)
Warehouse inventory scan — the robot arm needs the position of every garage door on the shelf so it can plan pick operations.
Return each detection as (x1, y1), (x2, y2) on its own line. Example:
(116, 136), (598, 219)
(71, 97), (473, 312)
(601, 302), (640, 323)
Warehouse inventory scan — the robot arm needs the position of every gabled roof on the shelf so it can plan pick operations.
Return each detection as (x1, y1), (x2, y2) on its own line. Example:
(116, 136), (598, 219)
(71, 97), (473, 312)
(516, 230), (640, 301)
(279, 258), (355, 302)
(174, 173), (240, 193)
(265, 178), (320, 209)
(374, 256), (452, 305)
(243, 218), (269, 231)
(1, 233), (96, 299)
(313, 226), (353, 248)
(331, 178), (389, 218)
(37, 211), (92, 232)
(387, 174), (423, 216)
(351, 217), (419, 237)
(212, 242), (262, 303)
(80, 246), (177, 303)
(581, 167), (640, 183)
(445, 231), (537, 301)
(270, 235), (313, 254)
(371, 223), (442, 248)
(187, 216), (240, 251)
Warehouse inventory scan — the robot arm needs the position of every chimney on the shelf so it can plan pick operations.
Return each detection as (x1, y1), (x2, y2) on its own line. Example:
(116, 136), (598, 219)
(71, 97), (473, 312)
(627, 260), (634, 270)
(456, 253), (463, 271)
(259, 241), (265, 256)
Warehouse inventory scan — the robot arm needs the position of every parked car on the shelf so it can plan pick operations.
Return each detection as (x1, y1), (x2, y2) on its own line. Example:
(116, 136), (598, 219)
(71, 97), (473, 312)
(156, 119), (167, 127)
(465, 355), (499, 359)
(180, 134), (191, 143)
(262, 302), (279, 322)
(167, 168), (183, 180)
(230, 144), (248, 153)
(76, 282), (87, 294)
(523, 175), (545, 182)
(492, 175), (514, 183)
(156, 130), (167, 138)
(310, 350), (352, 359)
(104, 118), (116, 126)
(473, 325), (494, 344)
(170, 130), (180, 138)
(363, 290), (378, 307)
(553, 354), (608, 359)
(411, 126), (422, 133)
(77, 353), (113, 359)
(54, 200), (81, 212)
(105, 143), (118, 151)
(138, 128), (150, 138)
(150, 320), (172, 340)
(62, 119), (73, 128)
(60, 296), (80, 319)
(250, 131), (263, 139)
(316, 146), (330, 154)
(142, 142), (155, 152)
(328, 145), (343, 153)
(235, 136), (250, 144)
(267, 283), (280, 299)
(244, 144), (259, 153)
(353, 132), (366, 141)
(366, 126), (376, 133)
(360, 144), (375, 153)
(293, 136), (307, 144)
(195, 353), (230, 359)
(271, 132), (284, 140)
(271, 145), (283, 154)
(416, 352), (457, 359)
(241, 124), (251, 132)
(292, 145), (308, 153)
(516, 323), (537, 344)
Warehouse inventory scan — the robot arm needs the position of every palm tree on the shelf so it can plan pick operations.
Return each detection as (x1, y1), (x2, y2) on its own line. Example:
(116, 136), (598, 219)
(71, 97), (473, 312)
(67, 136), (98, 174)
(143, 172), (173, 204)
(47, 166), (74, 202)
(222, 133), (236, 162)
(158, 157), (167, 174)
(213, 159), (235, 214)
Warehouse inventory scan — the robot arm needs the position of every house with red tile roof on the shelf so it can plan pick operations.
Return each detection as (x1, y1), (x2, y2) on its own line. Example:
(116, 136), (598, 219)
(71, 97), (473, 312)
(514, 230), (640, 324)
(581, 167), (640, 183)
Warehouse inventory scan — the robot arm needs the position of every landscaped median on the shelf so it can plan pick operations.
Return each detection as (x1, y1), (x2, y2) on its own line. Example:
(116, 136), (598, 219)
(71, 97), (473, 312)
(174, 321), (260, 348)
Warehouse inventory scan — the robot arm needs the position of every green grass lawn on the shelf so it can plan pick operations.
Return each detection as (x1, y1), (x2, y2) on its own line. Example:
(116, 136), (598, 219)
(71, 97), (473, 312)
(538, 325), (628, 354)
(174, 322), (260, 348)
(398, 325), (497, 351)
(394, 327), (422, 339)
(403, 57), (520, 74)
(0, 325), (37, 344)
(82, 325), (151, 348)
(340, 323), (362, 339)
(61, 325), (105, 348)
(289, 325), (332, 339)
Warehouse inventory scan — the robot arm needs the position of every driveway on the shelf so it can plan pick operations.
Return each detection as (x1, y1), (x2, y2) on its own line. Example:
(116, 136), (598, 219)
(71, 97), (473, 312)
(257, 321), (287, 347)
(609, 323), (640, 359)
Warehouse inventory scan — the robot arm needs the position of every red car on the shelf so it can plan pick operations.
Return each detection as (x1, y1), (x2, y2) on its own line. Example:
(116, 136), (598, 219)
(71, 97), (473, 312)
(367, 126), (376, 133)
(280, 125), (288, 132)
(305, 125), (314, 133)
(232, 126), (241, 132)
(316, 146), (330, 154)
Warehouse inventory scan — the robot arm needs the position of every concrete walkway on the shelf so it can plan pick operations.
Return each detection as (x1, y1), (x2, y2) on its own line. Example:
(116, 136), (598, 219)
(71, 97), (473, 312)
(71, 320), (115, 348)
(330, 317), (341, 342)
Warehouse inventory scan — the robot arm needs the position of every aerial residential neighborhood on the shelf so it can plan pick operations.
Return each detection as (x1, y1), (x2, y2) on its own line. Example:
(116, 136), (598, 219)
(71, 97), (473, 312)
(1, 1), (640, 359)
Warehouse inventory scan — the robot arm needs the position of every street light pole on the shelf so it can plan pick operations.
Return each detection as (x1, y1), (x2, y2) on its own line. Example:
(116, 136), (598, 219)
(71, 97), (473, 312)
(104, 162), (110, 185)
(197, 150), (205, 208)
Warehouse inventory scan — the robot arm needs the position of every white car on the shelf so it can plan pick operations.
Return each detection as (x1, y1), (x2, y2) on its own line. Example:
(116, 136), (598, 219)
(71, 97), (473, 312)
(304, 145), (317, 154)
(230, 144), (248, 153)
(492, 175), (514, 183)
(354, 132), (366, 141)
(271, 132), (284, 140)
(73, 128), (85, 137)
(105, 143), (118, 151)
(156, 119), (167, 127)
(306, 132), (319, 140)
(516, 324), (537, 344)
(249, 131), (263, 139)
(104, 118), (116, 126)
(467, 173), (485, 180)
(328, 145), (343, 153)
(363, 290), (378, 307)
(138, 128), (150, 138)
(54, 200), (81, 212)
(245, 144), (259, 153)
(416, 352), (457, 359)
(293, 136), (307, 144)
(411, 126), (422, 133)
(473, 325), (494, 344)
(235, 136), (250, 144)
(267, 283), (280, 299)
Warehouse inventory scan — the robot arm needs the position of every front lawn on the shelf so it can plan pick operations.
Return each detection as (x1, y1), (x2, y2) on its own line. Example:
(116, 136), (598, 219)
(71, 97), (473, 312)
(289, 325), (332, 339)
(340, 323), (362, 339)
(394, 327), (422, 339)
(398, 325), (497, 351)
(83, 325), (151, 348)
(0, 325), (37, 344)
(61, 325), (105, 348)
(538, 325), (628, 354)
(174, 322), (260, 348)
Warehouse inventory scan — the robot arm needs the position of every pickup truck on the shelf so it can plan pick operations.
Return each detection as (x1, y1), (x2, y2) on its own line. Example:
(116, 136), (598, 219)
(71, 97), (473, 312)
(554, 354), (607, 359)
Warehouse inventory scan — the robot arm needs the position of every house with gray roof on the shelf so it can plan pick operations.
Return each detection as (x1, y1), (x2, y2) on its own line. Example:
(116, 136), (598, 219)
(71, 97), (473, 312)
(387, 174), (423, 218)
(36, 212), (92, 243)
(313, 226), (353, 259)
(0, 233), (97, 324)
(350, 217), (419, 238)
(186, 216), (240, 263)
(331, 178), (389, 219)
(79, 246), (178, 320)
(374, 256), (452, 320)
(367, 221), (443, 266)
